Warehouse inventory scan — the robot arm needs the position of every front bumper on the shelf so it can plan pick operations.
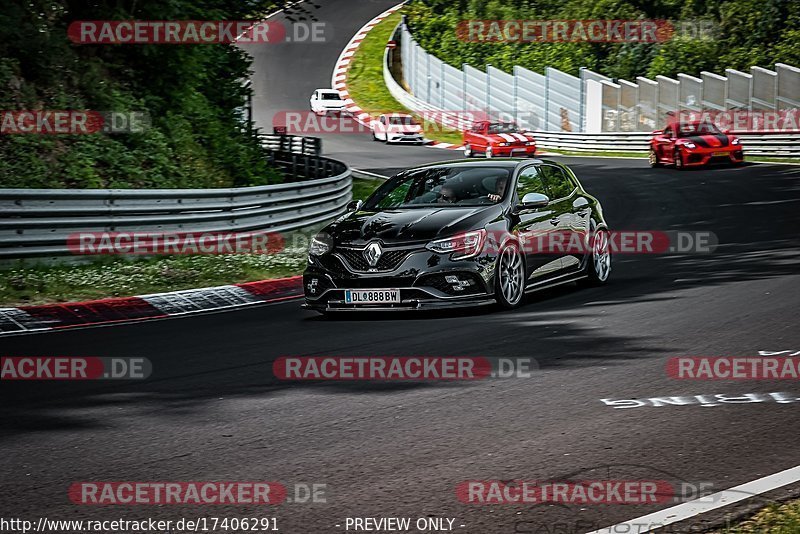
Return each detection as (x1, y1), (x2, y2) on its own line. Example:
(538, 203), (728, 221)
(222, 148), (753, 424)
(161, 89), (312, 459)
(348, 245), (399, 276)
(312, 106), (346, 114)
(386, 133), (424, 143)
(303, 245), (497, 311)
(492, 146), (536, 157)
(682, 148), (744, 166)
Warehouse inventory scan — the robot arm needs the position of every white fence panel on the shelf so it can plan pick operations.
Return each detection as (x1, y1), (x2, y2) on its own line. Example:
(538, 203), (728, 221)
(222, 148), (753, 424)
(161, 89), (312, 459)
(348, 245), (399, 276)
(487, 65), (516, 120)
(464, 64), (487, 112)
(751, 66), (777, 111)
(678, 73), (702, 112)
(725, 69), (751, 109)
(546, 67), (581, 132)
(514, 66), (545, 131)
(776, 63), (800, 110)
(701, 71), (726, 111)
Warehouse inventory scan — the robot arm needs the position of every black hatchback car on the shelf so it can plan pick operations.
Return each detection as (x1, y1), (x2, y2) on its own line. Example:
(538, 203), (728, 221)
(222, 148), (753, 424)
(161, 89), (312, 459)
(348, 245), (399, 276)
(302, 159), (610, 313)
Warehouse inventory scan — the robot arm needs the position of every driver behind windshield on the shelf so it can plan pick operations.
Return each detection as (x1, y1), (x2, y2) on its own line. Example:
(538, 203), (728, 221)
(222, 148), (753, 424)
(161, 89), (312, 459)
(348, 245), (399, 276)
(487, 122), (518, 134)
(437, 183), (458, 204)
(488, 175), (508, 202)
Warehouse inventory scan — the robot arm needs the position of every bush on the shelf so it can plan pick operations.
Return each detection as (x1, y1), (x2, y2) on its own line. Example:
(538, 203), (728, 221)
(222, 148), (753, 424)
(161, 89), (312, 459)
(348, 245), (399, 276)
(0, 0), (283, 189)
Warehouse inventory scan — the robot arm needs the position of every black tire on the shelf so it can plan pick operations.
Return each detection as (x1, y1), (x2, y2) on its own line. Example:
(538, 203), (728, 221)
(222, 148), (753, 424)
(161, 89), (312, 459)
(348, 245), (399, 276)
(674, 148), (685, 170)
(494, 242), (526, 309)
(649, 149), (661, 168)
(584, 227), (611, 286)
(372, 132), (380, 142)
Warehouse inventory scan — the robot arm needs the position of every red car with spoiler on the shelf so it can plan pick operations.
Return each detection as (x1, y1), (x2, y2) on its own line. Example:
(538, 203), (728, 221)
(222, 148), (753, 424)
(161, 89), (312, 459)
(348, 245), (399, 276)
(463, 120), (536, 158)
(649, 120), (744, 169)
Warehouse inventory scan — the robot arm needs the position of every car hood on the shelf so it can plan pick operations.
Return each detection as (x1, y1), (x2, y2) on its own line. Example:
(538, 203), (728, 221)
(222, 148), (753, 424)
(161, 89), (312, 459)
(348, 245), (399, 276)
(680, 133), (731, 148)
(483, 132), (535, 143)
(387, 124), (422, 133)
(327, 205), (502, 245)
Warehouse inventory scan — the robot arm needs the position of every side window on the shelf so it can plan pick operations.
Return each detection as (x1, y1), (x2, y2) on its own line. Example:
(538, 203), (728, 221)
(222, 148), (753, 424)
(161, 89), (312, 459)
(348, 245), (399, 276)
(516, 166), (548, 198)
(540, 165), (575, 200)
(664, 125), (674, 138)
(375, 180), (412, 208)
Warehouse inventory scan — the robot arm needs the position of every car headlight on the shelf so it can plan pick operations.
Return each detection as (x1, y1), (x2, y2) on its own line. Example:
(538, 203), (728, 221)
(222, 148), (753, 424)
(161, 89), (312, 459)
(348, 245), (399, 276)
(308, 233), (332, 256)
(498, 142), (509, 147)
(527, 141), (536, 145)
(683, 142), (696, 149)
(425, 230), (486, 260)
(732, 137), (740, 145)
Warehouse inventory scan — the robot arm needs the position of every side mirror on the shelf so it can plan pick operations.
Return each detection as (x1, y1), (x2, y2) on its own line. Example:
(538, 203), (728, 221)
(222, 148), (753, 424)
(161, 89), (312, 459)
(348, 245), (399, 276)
(346, 199), (363, 212)
(519, 192), (549, 210)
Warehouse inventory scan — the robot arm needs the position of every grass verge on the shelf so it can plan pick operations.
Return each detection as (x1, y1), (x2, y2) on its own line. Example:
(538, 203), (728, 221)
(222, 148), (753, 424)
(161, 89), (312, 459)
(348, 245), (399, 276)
(714, 498), (800, 533)
(344, 10), (464, 146)
(0, 179), (383, 306)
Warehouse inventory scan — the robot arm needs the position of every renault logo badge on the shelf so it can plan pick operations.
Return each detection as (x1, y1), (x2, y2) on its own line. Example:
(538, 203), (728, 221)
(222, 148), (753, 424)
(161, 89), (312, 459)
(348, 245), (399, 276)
(363, 242), (383, 267)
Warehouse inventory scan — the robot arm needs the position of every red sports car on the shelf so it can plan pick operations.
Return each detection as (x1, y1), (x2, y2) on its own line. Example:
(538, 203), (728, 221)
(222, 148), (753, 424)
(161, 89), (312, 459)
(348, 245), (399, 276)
(463, 120), (536, 158)
(649, 121), (744, 169)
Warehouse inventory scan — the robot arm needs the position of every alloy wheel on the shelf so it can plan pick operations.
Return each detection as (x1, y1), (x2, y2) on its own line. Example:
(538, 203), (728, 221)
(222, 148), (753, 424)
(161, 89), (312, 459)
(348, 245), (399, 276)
(592, 229), (611, 282)
(497, 245), (525, 307)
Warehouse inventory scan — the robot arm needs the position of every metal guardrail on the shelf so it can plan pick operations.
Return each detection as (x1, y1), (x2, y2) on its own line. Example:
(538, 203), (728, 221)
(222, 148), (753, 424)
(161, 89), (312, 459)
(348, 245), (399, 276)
(260, 133), (321, 156)
(1, 137), (351, 260)
(532, 132), (800, 156)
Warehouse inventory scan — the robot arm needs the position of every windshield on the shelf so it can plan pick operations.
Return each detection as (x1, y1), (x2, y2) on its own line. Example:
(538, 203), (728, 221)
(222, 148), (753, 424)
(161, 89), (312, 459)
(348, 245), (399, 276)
(388, 116), (418, 126)
(362, 166), (511, 209)
(677, 122), (721, 137)
(486, 122), (520, 134)
(320, 92), (341, 100)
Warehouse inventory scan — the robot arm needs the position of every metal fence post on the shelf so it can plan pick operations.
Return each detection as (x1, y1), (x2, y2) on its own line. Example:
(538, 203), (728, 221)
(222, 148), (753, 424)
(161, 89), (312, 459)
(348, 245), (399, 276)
(544, 68), (550, 131)
(463, 64), (468, 112)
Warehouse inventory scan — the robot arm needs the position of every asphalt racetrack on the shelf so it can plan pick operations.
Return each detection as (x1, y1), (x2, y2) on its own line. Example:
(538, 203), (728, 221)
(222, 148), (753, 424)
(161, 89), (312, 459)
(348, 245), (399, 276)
(2, 1), (800, 532)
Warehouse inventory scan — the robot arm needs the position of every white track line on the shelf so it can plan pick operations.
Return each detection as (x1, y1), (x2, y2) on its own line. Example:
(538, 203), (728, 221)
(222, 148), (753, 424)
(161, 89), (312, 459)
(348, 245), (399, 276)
(585, 464), (800, 534)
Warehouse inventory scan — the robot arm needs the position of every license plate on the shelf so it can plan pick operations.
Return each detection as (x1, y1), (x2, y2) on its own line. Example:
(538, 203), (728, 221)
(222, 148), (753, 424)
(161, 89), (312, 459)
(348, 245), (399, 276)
(344, 289), (401, 304)
(713, 151), (730, 157)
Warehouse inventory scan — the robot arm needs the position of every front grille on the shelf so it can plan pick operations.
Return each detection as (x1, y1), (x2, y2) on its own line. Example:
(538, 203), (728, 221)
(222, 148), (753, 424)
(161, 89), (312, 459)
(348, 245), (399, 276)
(709, 155), (733, 164)
(336, 247), (413, 272)
(331, 277), (417, 289)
